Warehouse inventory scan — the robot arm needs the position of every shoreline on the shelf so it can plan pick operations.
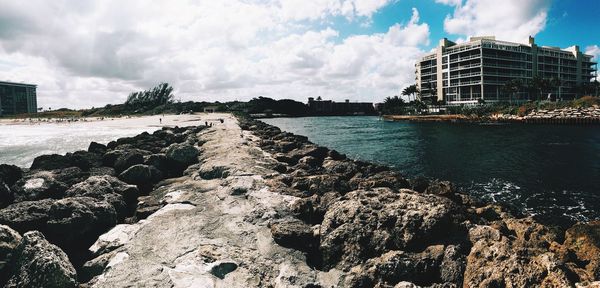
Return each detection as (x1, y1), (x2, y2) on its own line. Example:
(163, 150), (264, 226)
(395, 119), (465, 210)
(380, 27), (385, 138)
(0, 113), (598, 287)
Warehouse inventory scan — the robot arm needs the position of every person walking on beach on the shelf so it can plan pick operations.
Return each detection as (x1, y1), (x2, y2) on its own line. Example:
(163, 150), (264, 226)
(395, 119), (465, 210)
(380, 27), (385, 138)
(159, 118), (162, 124)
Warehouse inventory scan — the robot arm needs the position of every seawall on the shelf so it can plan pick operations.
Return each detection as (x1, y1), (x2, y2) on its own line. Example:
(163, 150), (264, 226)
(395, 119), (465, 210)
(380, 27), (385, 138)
(0, 113), (599, 287)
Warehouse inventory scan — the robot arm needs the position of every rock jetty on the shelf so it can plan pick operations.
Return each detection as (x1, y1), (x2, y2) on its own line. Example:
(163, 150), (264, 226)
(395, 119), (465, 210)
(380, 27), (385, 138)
(493, 106), (600, 124)
(0, 113), (598, 287)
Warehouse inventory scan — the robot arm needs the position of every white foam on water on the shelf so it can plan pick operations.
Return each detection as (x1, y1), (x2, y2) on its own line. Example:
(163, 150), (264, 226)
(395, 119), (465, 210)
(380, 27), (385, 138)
(0, 114), (205, 167)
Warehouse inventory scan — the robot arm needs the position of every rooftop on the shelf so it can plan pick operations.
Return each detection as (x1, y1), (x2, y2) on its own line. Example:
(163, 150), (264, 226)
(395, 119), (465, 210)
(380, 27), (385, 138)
(0, 80), (37, 87)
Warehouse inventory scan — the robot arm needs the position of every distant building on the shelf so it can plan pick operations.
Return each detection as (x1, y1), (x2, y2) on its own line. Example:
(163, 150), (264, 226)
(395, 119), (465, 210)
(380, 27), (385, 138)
(415, 36), (598, 105)
(307, 97), (376, 115)
(0, 81), (37, 116)
(203, 105), (219, 113)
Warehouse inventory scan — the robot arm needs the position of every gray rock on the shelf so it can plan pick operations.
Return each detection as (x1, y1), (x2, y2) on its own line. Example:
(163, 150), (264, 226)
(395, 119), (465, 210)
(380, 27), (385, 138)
(166, 143), (199, 167)
(6, 231), (77, 288)
(0, 181), (13, 208)
(344, 245), (446, 287)
(0, 225), (22, 283)
(113, 150), (146, 173)
(0, 164), (23, 186)
(119, 164), (163, 185)
(11, 171), (68, 203)
(320, 188), (464, 270)
(65, 175), (139, 221)
(0, 197), (117, 259)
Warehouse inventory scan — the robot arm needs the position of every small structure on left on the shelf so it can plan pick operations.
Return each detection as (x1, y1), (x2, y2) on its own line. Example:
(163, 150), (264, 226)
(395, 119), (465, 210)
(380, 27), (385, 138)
(0, 80), (37, 116)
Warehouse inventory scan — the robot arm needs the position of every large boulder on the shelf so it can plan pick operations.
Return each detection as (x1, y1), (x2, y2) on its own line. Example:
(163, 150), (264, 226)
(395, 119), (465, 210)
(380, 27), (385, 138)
(344, 245), (447, 288)
(65, 175), (139, 221)
(0, 197), (117, 260)
(118, 164), (163, 186)
(88, 141), (107, 154)
(10, 171), (68, 203)
(5, 231), (77, 288)
(319, 188), (465, 270)
(561, 221), (600, 281)
(103, 149), (149, 173)
(0, 164), (23, 186)
(30, 154), (72, 170)
(51, 166), (89, 186)
(463, 218), (572, 287)
(113, 150), (146, 173)
(270, 219), (318, 253)
(0, 225), (22, 284)
(166, 143), (199, 167)
(322, 159), (359, 179)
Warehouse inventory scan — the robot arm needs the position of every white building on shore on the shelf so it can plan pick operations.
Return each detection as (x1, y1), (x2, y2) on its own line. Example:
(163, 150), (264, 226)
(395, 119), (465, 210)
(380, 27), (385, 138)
(415, 36), (598, 105)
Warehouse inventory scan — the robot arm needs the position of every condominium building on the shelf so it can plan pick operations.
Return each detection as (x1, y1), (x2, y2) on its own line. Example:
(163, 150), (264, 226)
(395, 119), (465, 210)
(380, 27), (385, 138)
(415, 36), (597, 105)
(0, 81), (38, 116)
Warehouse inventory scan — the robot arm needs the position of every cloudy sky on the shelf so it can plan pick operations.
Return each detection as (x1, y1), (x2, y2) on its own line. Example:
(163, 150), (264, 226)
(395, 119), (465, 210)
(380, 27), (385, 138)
(0, 0), (598, 109)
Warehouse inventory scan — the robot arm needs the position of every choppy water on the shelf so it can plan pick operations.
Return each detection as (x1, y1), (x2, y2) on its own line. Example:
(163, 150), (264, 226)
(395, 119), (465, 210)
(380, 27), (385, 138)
(263, 116), (600, 227)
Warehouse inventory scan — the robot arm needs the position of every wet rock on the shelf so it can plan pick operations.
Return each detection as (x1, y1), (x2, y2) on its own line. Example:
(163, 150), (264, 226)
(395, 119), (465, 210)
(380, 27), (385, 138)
(0, 225), (21, 284)
(88, 141), (108, 154)
(65, 175), (139, 221)
(319, 188), (465, 270)
(344, 245), (446, 287)
(11, 171), (68, 202)
(561, 221), (600, 281)
(0, 164), (23, 186)
(425, 180), (455, 199)
(5, 231), (77, 288)
(408, 176), (430, 193)
(327, 149), (346, 161)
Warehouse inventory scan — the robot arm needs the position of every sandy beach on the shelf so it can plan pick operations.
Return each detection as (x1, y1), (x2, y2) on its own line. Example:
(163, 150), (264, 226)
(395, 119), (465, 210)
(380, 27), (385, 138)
(0, 113), (224, 168)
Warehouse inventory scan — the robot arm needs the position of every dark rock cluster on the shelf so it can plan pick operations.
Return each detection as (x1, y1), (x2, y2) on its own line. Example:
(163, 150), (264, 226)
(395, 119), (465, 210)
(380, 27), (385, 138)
(239, 116), (600, 287)
(0, 125), (203, 287)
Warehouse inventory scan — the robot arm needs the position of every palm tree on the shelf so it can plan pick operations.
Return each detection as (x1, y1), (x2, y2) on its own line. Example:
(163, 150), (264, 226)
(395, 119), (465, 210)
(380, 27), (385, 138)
(502, 79), (524, 105)
(401, 84), (418, 102)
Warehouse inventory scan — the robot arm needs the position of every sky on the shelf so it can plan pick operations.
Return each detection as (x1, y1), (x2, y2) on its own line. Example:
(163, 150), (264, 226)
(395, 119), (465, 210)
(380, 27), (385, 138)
(0, 0), (598, 109)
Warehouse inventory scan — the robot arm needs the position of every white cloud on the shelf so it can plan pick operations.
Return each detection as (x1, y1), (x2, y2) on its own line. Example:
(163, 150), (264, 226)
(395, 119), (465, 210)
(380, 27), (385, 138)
(0, 0), (425, 109)
(441, 0), (551, 43)
(586, 45), (600, 62)
(435, 0), (462, 6)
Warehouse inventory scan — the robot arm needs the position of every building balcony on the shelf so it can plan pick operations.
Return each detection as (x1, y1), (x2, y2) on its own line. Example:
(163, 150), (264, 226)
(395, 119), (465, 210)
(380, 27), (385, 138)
(450, 63), (481, 71)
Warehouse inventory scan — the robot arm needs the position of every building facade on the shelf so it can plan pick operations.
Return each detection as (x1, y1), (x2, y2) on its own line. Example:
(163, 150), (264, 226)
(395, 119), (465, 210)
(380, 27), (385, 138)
(307, 97), (376, 115)
(415, 36), (597, 105)
(0, 81), (37, 116)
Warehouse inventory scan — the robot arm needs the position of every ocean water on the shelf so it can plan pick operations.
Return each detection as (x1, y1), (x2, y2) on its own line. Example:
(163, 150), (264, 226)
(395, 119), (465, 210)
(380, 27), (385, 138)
(263, 116), (600, 227)
(0, 114), (204, 168)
